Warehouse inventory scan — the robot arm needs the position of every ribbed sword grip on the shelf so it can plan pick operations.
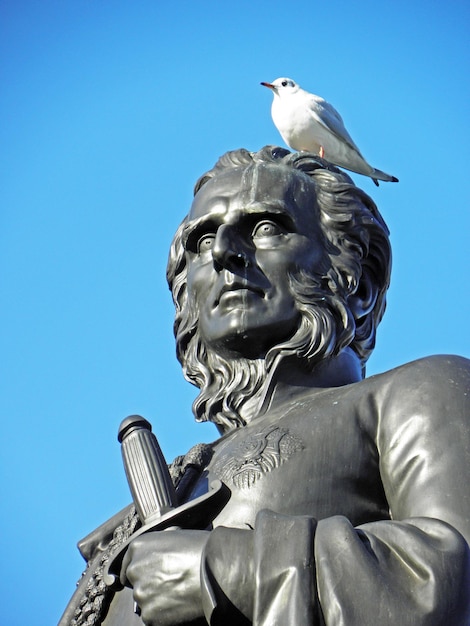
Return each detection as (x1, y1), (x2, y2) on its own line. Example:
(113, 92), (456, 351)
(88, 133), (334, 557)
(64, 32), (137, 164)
(118, 415), (178, 525)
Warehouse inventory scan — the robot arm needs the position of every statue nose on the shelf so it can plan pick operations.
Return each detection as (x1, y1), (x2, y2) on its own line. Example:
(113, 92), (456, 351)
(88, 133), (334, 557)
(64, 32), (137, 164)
(212, 224), (250, 270)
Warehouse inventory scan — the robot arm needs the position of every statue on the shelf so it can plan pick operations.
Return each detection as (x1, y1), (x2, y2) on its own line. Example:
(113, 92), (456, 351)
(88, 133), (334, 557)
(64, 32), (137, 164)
(60, 147), (470, 625)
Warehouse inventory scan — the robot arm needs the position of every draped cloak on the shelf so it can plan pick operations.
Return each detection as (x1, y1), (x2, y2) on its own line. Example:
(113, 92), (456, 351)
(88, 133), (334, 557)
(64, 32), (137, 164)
(62, 355), (470, 625)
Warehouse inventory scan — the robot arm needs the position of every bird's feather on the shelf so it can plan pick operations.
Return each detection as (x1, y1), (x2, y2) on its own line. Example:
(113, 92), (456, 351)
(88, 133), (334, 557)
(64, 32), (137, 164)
(261, 77), (398, 185)
(308, 95), (362, 154)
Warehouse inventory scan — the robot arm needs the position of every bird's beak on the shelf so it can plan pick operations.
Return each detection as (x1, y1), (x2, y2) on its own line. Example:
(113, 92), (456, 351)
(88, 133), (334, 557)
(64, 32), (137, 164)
(260, 82), (275, 90)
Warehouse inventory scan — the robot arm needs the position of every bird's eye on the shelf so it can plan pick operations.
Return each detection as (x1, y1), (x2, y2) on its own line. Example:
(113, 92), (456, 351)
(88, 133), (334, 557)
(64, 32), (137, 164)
(197, 234), (215, 253)
(281, 80), (288, 87)
(252, 221), (284, 239)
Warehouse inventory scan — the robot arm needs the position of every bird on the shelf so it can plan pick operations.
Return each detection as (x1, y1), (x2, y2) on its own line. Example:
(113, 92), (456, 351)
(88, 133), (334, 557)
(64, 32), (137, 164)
(261, 77), (398, 186)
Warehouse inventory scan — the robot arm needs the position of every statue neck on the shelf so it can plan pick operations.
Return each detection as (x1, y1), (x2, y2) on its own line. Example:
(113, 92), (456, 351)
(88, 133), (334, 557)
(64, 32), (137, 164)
(242, 348), (363, 423)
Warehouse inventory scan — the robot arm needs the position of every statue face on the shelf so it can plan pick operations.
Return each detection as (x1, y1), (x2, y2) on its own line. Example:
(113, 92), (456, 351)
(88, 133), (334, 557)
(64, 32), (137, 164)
(183, 164), (326, 358)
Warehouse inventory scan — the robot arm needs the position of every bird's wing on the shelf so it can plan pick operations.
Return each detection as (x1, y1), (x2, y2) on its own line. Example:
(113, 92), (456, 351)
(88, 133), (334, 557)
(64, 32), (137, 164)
(307, 94), (363, 154)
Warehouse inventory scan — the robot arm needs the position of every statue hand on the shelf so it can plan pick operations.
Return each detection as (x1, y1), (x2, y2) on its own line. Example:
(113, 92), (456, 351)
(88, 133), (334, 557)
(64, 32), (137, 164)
(120, 529), (209, 626)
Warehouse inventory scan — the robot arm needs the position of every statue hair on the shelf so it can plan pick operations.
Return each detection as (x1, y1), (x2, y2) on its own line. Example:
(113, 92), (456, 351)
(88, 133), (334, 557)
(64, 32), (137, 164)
(166, 146), (391, 430)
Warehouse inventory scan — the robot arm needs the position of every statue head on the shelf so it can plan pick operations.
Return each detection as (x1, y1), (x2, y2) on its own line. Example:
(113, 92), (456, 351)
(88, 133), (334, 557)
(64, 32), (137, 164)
(167, 146), (391, 431)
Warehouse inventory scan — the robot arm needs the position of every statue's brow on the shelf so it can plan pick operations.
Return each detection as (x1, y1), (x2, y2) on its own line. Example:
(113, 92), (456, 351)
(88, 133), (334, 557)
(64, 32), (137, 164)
(185, 203), (293, 237)
(183, 216), (216, 241)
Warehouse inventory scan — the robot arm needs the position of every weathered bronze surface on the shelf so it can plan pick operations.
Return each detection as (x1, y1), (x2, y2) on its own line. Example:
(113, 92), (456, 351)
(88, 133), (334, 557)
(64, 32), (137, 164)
(60, 147), (470, 626)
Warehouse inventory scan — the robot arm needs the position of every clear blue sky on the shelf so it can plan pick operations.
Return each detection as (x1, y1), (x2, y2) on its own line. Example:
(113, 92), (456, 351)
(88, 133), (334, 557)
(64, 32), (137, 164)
(1, 1), (469, 624)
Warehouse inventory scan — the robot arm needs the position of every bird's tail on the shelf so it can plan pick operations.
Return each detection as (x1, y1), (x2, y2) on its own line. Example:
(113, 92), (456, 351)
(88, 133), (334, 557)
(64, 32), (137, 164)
(371, 168), (399, 186)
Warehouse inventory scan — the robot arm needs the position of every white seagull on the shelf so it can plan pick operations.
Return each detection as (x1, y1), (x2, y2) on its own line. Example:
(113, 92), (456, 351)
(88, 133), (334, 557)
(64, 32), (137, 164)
(261, 77), (398, 186)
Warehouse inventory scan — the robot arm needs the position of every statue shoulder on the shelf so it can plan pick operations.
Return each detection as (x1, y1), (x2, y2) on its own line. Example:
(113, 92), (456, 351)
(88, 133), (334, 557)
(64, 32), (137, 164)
(374, 354), (470, 394)
(366, 354), (470, 432)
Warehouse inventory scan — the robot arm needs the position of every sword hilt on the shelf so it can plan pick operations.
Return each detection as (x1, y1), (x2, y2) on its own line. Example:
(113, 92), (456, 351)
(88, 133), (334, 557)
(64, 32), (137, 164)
(103, 415), (231, 589)
(118, 415), (178, 525)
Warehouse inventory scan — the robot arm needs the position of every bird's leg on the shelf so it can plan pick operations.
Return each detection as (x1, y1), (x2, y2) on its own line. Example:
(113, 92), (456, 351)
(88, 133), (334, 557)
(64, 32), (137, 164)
(319, 146), (325, 159)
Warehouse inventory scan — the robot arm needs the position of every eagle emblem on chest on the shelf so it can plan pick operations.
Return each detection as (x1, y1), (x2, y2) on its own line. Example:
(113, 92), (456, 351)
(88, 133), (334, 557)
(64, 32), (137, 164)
(211, 424), (304, 489)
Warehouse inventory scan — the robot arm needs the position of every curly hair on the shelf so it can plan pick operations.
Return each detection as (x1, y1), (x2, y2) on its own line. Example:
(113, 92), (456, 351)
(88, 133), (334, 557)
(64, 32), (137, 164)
(166, 146), (391, 430)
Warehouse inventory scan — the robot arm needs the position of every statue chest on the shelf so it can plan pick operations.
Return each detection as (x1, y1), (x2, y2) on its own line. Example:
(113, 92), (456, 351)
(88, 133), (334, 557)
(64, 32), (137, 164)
(192, 395), (389, 528)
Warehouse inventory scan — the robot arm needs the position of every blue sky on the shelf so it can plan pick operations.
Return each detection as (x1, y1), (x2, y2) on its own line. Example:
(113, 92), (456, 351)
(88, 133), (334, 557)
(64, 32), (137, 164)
(1, 1), (469, 624)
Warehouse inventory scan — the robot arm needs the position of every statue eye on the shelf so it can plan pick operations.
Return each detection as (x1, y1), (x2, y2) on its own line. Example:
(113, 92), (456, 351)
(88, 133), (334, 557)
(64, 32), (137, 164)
(197, 234), (215, 253)
(252, 221), (283, 239)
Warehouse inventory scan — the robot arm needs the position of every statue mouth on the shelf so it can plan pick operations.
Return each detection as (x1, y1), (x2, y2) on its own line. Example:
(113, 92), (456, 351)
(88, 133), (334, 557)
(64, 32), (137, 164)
(215, 281), (264, 307)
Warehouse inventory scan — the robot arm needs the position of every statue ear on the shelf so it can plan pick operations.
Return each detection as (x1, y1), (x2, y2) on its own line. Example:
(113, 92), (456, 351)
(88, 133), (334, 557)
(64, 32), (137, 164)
(348, 271), (378, 319)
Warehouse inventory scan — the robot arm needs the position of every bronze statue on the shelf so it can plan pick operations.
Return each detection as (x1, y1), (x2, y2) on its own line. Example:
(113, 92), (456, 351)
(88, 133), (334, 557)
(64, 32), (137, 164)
(60, 147), (470, 625)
